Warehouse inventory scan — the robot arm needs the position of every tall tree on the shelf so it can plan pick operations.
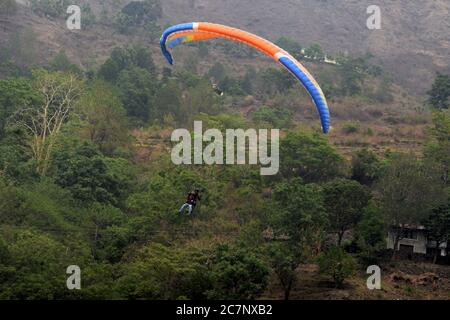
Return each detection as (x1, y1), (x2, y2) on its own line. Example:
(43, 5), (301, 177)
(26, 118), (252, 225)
(376, 153), (446, 259)
(98, 46), (156, 84)
(267, 178), (327, 299)
(153, 79), (182, 123)
(0, 78), (40, 137)
(354, 203), (386, 264)
(426, 110), (450, 186)
(267, 242), (298, 300)
(280, 130), (345, 183)
(351, 148), (384, 186)
(323, 179), (371, 246)
(11, 70), (82, 175)
(117, 66), (157, 123)
(424, 204), (450, 264)
(51, 142), (122, 205)
(76, 80), (128, 155)
(206, 244), (269, 300)
(428, 73), (450, 110)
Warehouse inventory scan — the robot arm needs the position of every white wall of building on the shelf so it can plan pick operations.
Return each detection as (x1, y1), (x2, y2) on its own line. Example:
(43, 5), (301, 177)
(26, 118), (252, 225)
(386, 229), (427, 254)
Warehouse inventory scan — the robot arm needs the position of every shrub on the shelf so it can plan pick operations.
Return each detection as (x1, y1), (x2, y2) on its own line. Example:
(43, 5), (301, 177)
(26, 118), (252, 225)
(342, 121), (361, 134)
(251, 106), (293, 128)
(317, 246), (356, 288)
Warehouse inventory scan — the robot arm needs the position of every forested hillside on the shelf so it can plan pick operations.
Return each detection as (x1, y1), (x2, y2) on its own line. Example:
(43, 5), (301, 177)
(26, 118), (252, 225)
(0, 0), (450, 300)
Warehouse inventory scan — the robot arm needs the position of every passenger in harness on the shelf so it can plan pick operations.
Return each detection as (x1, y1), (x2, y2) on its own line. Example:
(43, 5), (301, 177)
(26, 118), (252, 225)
(179, 189), (201, 215)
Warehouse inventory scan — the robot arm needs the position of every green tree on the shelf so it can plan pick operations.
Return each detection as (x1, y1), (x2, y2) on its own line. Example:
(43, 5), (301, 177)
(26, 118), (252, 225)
(0, 236), (12, 290)
(0, 181), (24, 225)
(208, 62), (227, 83)
(304, 43), (325, 61)
(76, 80), (128, 155)
(219, 76), (246, 96)
(75, 262), (118, 299)
(280, 130), (345, 182)
(317, 246), (356, 288)
(354, 203), (386, 264)
(48, 50), (81, 74)
(116, 243), (211, 299)
(180, 79), (220, 123)
(2, 180), (79, 233)
(10, 69), (83, 176)
(0, 127), (37, 182)
(336, 55), (370, 96)
(424, 204), (450, 264)
(428, 73), (450, 110)
(84, 203), (129, 262)
(51, 142), (122, 205)
(241, 67), (256, 94)
(267, 242), (298, 300)
(153, 79), (182, 123)
(251, 106), (293, 128)
(426, 110), (450, 185)
(275, 37), (302, 59)
(267, 178), (327, 300)
(0, 78), (40, 137)
(1, 230), (81, 299)
(376, 153), (447, 259)
(117, 66), (157, 123)
(260, 68), (295, 94)
(206, 244), (269, 300)
(113, 12), (135, 34)
(351, 148), (384, 186)
(98, 46), (156, 84)
(323, 179), (371, 245)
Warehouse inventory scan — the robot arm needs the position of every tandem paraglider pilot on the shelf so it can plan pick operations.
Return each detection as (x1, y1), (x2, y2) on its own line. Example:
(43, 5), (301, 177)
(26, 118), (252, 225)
(179, 189), (201, 215)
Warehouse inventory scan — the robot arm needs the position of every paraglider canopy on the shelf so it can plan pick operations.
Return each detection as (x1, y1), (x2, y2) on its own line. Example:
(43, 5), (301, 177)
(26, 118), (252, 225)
(160, 22), (331, 133)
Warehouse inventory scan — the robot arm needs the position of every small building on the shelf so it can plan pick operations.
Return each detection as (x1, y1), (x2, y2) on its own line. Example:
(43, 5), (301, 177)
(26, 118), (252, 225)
(387, 226), (449, 261)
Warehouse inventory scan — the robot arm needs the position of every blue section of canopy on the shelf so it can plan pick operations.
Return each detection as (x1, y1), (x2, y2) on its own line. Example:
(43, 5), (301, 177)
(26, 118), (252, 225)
(168, 37), (186, 49)
(160, 23), (194, 65)
(278, 56), (330, 133)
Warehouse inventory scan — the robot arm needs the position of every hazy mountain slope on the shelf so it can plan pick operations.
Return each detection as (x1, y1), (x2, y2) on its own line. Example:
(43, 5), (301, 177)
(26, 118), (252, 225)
(0, 0), (448, 95)
(161, 0), (449, 95)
